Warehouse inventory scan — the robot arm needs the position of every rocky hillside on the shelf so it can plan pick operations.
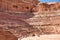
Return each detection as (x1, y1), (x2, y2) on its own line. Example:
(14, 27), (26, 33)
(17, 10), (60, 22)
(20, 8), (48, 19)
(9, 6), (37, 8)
(0, 0), (60, 40)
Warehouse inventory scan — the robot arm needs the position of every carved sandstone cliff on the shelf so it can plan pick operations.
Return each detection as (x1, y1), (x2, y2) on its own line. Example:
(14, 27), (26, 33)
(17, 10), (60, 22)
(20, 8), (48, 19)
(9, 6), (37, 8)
(0, 27), (17, 40)
(1, 0), (60, 40)
(0, 0), (39, 12)
(32, 2), (60, 12)
(0, 0), (39, 40)
(25, 2), (60, 34)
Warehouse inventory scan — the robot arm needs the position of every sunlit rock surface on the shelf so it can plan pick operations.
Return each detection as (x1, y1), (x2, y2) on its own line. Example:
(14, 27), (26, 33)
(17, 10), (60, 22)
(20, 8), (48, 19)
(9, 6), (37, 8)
(20, 35), (60, 40)
(0, 27), (18, 40)
(0, 0), (39, 12)
(32, 2), (60, 12)
(1, 0), (60, 40)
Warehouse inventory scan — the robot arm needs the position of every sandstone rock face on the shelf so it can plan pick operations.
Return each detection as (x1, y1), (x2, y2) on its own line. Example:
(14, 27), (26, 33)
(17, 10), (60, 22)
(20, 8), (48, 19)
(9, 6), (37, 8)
(32, 2), (60, 12)
(32, 3), (49, 12)
(1, 0), (60, 40)
(25, 2), (60, 34)
(0, 0), (40, 38)
(21, 35), (60, 40)
(0, 12), (41, 39)
(0, 0), (39, 12)
(0, 27), (17, 40)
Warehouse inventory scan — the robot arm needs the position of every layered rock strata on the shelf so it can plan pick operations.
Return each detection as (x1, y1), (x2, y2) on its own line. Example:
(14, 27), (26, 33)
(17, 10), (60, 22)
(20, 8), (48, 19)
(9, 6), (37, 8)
(0, 0), (39, 40)
(0, 0), (39, 12)
(25, 2), (60, 34)
(1, 0), (60, 40)
(0, 27), (17, 40)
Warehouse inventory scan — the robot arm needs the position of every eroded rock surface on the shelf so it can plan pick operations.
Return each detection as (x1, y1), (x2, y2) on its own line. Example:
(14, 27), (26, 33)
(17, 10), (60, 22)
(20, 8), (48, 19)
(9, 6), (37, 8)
(32, 2), (60, 12)
(0, 0), (39, 39)
(0, 27), (18, 40)
(0, 0), (39, 12)
(0, 12), (42, 40)
(1, 0), (60, 40)
(25, 2), (60, 34)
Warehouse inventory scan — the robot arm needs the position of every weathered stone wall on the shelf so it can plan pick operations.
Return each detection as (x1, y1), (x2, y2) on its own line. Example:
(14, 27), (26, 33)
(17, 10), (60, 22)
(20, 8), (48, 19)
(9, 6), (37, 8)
(25, 2), (60, 34)
(0, 0), (39, 40)
(32, 2), (60, 12)
(0, 0), (39, 12)
(25, 11), (60, 34)
(1, 0), (60, 40)
(0, 27), (18, 40)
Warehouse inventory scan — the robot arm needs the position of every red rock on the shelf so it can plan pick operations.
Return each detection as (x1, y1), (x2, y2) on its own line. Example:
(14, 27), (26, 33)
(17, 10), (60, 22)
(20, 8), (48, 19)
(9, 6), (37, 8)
(1, 0), (60, 39)
(0, 12), (41, 38)
(0, 27), (18, 40)
(32, 2), (60, 12)
(0, 0), (39, 12)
